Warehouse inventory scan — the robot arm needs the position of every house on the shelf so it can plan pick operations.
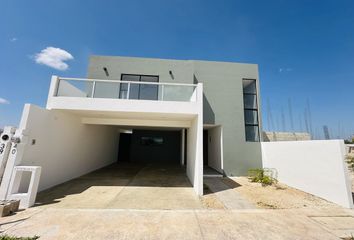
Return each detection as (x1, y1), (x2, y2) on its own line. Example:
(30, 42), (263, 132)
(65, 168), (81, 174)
(0, 56), (263, 197)
(1, 55), (353, 209)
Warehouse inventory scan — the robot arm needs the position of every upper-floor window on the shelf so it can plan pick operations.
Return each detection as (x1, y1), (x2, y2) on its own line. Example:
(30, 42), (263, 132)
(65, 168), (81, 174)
(242, 79), (260, 142)
(120, 74), (159, 100)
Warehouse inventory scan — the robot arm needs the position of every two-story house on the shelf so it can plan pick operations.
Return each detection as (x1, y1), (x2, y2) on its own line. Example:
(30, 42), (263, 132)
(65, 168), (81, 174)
(2, 56), (263, 196)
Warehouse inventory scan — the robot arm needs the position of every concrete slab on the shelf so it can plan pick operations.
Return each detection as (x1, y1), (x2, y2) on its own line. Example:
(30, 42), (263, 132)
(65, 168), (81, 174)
(35, 162), (202, 210)
(311, 216), (354, 239)
(1, 208), (347, 240)
(196, 210), (339, 240)
(204, 178), (255, 209)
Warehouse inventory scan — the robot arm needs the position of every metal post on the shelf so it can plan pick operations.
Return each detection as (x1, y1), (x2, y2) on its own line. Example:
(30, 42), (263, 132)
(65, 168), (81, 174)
(161, 84), (164, 101)
(127, 82), (131, 99)
(91, 81), (96, 98)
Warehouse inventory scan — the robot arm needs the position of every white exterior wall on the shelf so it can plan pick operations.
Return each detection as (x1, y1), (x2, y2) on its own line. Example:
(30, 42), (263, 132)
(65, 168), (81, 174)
(207, 126), (223, 173)
(46, 75), (204, 195)
(187, 116), (203, 195)
(18, 104), (119, 191)
(262, 140), (353, 208)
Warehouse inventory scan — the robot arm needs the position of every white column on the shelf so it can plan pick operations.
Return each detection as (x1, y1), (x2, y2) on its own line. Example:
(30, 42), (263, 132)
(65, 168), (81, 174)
(186, 83), (203, 196)
(180, 129), (185, 166)
(46, 75), (59, 109)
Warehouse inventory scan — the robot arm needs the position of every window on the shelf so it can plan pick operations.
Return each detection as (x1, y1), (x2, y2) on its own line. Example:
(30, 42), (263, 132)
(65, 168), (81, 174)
(140, 136), (164, 146)
(120, 74), (159, 100)
(243, 79), (260, 142)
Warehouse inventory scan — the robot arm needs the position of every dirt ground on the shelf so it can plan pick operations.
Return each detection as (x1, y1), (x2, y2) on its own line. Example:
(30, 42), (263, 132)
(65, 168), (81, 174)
(348, 170), (354, 193)
(346, 154), (354, 192)
(221, 177), (337, 209)
(199, 184), (226, 209)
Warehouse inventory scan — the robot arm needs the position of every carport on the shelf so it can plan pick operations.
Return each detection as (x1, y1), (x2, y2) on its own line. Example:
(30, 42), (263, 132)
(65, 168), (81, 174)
(9, 103), (203, 208)
(35, 161), (203, 209)
(33, 125), (202, 209)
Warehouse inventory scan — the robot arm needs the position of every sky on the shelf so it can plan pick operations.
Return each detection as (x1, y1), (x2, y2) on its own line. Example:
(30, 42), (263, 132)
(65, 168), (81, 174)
(0, 0), (353, 139)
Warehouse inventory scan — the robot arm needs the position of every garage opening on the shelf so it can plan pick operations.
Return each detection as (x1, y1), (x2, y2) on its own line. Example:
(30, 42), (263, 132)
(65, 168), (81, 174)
(118, 129), (181, 164)
(34, 124), (203, 209)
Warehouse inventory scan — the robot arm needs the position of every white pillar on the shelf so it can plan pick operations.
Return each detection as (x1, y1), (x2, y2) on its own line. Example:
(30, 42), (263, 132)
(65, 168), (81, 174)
(186, 83), (203, 196)
(181, 129), (185, 166)
(46, 75), (59, 109)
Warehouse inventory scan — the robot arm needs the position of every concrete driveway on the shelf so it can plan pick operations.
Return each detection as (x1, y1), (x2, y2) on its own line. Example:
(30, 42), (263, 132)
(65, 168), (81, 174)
(2, 163), (354, 239)
(36, 162), (203, 209)
(1, 207), (353, 239)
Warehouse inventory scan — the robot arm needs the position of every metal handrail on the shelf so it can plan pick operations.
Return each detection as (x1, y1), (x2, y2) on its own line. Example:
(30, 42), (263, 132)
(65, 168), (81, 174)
(59, 77), (198, 87)
(56, 76), (198, 101)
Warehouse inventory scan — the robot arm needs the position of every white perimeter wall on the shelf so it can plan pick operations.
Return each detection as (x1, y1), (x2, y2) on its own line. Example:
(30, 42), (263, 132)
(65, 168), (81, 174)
(262, 140), (353, 208)
(18, 104), (118, 191)
(207, 126), (223, 173)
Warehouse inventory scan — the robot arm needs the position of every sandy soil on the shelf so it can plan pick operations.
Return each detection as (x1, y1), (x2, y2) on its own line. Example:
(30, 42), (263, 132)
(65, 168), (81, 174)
(199, 184), (225, 209)
(348, 170), (354, 192)
(200, 194), (226, 209)
(346, 154), (354, 192)
(222, 177), (337, 209)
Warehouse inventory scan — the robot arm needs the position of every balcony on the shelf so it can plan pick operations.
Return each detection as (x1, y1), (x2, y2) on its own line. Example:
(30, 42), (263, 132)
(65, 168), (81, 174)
(53, 77), (198, 102)
(46, 76), (203, 128)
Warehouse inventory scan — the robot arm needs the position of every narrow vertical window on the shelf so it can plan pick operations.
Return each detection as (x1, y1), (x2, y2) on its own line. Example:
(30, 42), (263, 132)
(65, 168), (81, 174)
(243, 79), (260, 142)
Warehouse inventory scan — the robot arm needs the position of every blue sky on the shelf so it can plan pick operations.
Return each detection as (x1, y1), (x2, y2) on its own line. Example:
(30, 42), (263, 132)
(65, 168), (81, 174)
(1, 0), (353, 139)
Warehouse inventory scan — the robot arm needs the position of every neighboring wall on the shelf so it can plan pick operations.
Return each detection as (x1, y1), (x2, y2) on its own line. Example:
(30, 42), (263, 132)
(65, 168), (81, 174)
(262, 140), (353, 208)
(194, 61), (263, 176)
(18, 104), (119, 191)
(263, 131), (311, 141)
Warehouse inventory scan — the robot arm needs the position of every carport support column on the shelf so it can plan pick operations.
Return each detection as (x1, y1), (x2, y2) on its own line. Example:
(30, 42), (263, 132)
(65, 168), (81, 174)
(186, 83), (203, 196)
(181, 129), (185, 166)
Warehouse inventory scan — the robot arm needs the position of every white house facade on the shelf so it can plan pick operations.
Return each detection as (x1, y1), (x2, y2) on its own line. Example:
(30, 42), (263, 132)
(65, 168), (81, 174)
(0, 55), (352, 209)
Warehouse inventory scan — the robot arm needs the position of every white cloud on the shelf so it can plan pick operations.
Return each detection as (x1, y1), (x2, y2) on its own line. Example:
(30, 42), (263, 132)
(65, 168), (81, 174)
(0, 98), (10, 104)
(34, 47), (74, 71)
(10, 37), (17, 42)
(279, 67), (293, 73)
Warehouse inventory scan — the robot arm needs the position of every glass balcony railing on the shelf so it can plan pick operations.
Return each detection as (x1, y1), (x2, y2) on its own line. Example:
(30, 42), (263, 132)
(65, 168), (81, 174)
(55, 77), (198, 102)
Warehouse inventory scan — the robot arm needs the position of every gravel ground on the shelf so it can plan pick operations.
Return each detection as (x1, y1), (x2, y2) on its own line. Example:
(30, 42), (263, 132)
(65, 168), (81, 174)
(221, 177), (337, 209)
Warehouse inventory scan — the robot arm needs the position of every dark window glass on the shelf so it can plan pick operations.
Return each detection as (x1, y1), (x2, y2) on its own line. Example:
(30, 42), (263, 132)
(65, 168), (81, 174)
(242, 79), (260, 142)
(242, 79), (257, 94)
(140, 137), (164, 146)
(140, 76), (159, 100)
(244, 110), (259, 125)
(245, 126), (260, 142)
(243, 94), (257, 109)
(120, 74), (159, 100)
(121, 75), (140, 81)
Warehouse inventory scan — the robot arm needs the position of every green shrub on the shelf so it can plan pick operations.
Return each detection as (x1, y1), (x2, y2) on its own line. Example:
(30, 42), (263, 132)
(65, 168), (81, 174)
(248, 168), (277, 186)
(346, 155), (354, 171)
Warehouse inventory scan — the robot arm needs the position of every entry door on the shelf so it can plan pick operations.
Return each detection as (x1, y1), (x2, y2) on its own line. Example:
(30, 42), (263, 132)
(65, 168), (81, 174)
(203, 130), (208, 165)
(118, 133), (132, 162)
(120, 74), (159, 100)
